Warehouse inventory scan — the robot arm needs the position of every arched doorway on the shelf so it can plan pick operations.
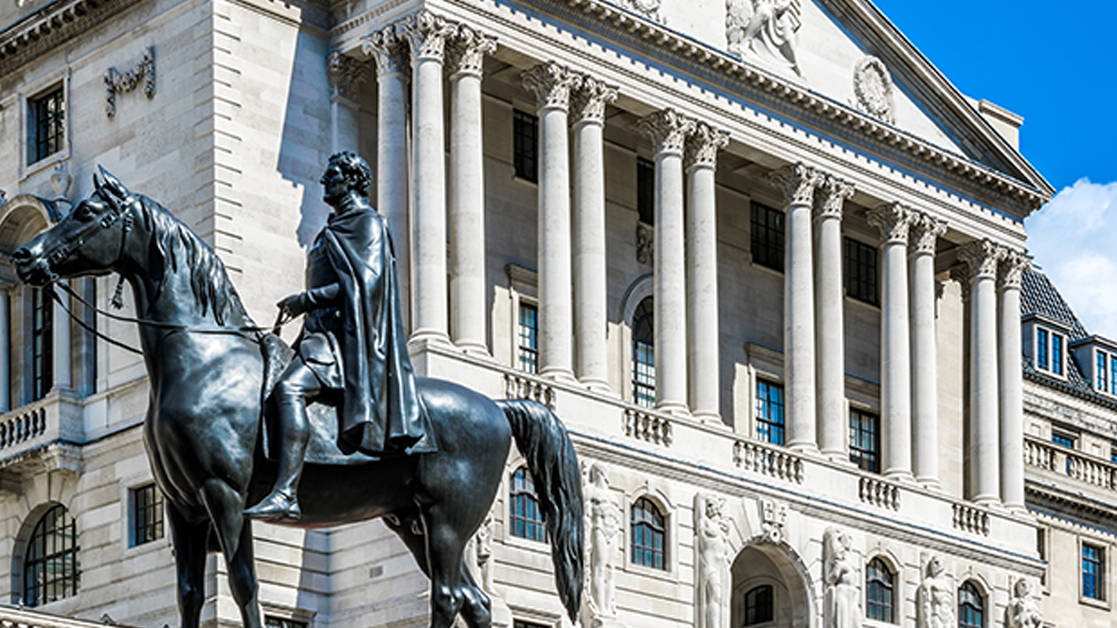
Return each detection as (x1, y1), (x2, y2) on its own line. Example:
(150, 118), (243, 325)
(731, 541), (814, 628)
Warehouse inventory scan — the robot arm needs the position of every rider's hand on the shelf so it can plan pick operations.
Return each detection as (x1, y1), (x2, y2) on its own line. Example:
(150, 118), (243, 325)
(277, 294), (304, 318)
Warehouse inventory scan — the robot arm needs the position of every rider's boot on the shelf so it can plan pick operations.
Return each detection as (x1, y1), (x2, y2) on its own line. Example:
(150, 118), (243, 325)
(245, 395), (308, 521)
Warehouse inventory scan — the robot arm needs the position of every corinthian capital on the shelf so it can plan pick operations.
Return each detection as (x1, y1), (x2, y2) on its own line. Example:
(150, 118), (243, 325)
(909, 212), (947, 256)
(447, 24), (497, 77)
(327, 52), (368, 102)
(957, 239), (1003, 281)
(570, 75), (618, 126)
(638, 109), (696, 157)
(1000, 248), (1032, 290)
(398, 10), (456, 63)
(521, 62), (581, 112)
(684, 122), (729, 171)
(765, 163), (822, 207)
(362, 25), (407, 75)
(868, 202), (914, 245)
(812, 175), (854, 221)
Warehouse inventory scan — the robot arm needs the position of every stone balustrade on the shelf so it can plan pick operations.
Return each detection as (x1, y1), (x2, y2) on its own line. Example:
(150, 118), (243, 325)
(1, 605), (126, 628)
(0, 406), (47, 451)
(859, 476), (900, 510)
(952, 503), (990, 536)
(503, 372), (556, 409)
(1025, 434), (1117, 491)
(733, 438), (804, 484)
(623, 407), (672, 447)
(0, 393), (82, 464)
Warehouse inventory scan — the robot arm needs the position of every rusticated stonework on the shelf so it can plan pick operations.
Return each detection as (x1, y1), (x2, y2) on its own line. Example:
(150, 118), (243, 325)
(765, 163), (821, 207)
(521, 62), (582, 111)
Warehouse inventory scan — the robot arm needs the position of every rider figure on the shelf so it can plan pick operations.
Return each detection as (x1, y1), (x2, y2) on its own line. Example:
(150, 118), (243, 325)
(245, 151), (436, 521)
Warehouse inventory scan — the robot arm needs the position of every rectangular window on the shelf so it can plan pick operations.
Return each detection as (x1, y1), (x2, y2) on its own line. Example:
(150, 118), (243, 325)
(849, 409), (880, 473)
(1083, 544), (1104, 600)
(1110, 356), (1117, 395)
(637, 157), (655, 226)
(843, 237), (878, 305)
(31, 288), (53, 402)
(755, 380), (785, 446)
(1037, 328), (1049, 371)
(1037, 528), (1047, 587)
(513, 110), (538, 183)
(131, 484), (164, 546)
(513, 622), (548, 628)
(1052, 333), (1064, 375)
(264, 618), (307, 628)
(1052, 431), (1076, 449)
(28, 86), (65, 164)
(516, 302), (539, 374)
(750, 201), (784, 272)
(1098, 351), (1109, 392)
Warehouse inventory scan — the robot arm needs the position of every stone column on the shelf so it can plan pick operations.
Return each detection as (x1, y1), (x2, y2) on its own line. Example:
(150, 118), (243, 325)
(638, 110), (695, 415)
(522, 62), (581, 381)
(326, 52), (367, 153)
(869, 203), (914, 481)
(53, 281), (71, 391)
(399, 11), (455, 346)
(1000, 249), (1031, 512)
(766, 163), (822, 452)
(447, 26), (497, 356)
(363, 27), (411, 330)
(0, 286), (9, 411)
(909, 213), (946, 489)
(571, 76), (617, 392)
(685, 123), (728, 421)
(813, 176), (854, 459)
(959, 239), (1003, 505)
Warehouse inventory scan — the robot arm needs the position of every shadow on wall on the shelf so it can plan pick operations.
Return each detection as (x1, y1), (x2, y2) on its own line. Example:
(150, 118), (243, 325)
(277, 27), (332, 249)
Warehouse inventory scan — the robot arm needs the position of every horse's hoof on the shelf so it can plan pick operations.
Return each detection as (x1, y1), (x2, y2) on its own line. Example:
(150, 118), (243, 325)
(244, 492), (301, 521)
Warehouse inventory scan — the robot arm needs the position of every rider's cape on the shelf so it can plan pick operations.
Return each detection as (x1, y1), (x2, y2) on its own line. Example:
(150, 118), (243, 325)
(320, 204), (436, 456)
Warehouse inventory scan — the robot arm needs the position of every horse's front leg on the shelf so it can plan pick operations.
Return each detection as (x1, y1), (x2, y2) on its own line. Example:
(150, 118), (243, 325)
(167, 502), (207, 628)
(200, 478), (262, 628)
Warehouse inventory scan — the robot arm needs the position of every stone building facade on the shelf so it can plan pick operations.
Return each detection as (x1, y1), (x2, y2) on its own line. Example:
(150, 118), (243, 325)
(1, 0), (1100, 627)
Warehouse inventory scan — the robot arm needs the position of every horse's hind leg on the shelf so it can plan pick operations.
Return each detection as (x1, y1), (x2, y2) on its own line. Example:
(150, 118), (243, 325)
(201, 478), (262, 628)
(458, 562), (492, 628)
(168, 502), (207, 628)
(421, 504), (470, 628)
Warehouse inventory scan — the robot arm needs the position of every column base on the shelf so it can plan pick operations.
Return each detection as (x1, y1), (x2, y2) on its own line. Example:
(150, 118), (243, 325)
(916, 476), (944, 492)
(654, 400), (691, 418)
(540, 366), (579, 385)
(822, 450), (856, 466)
(1003, 502), (1028, 516)
(884, 469), (916, 485)
(787, 441), (821, 457)
(972, 495), (1002, 509)
(409, 329), (453, 349)
(454, 339), (493, 359)
(692, 411), (723, 425)
(579, 377), (615, 396)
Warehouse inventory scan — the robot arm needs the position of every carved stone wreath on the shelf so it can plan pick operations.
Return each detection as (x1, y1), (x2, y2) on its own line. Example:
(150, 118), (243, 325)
(853, 56), (893, 125)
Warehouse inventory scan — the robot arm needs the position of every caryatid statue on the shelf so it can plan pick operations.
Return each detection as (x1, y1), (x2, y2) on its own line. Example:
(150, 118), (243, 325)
(696, 493), (731, 628)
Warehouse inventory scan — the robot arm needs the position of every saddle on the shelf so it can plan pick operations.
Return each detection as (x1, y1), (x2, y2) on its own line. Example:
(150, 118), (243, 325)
(258, 333), (379, 466)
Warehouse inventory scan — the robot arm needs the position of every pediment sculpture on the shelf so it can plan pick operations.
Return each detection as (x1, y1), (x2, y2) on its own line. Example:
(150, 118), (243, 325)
(727, 0), (803, 77)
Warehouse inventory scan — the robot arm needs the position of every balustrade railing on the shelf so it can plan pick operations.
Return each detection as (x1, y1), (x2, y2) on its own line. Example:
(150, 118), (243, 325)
(952, 503), (990, 536)
(1024, 435), (1117, 492)
(623, 408), (672, 446)
(503, 372), (556, 409)
(0, 393), (83, 464)
(733, 439), (804, 483)
(859, 476), (900, 510)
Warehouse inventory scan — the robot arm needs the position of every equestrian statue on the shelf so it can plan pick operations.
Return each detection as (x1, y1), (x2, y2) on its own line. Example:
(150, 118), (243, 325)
(13, 153), (583, 628)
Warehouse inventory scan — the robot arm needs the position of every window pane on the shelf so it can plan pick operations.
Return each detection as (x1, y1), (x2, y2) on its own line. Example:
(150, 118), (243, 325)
(958, 582), (984, 628)
(513, 110), (538, 183)
(1083, 545), (1104, 600)
(132, 484), (165, 546)
(24, 504), (80, 607)
(1098, 351), (1108, 392)
(1036, 328), (1048, 371)
(743, 584), (774, 626)
(630, 498), (666, 570)
(849, 410), (880, 473)
(866, 558), (894, 622)
(844, 237), (878, 305)
(750, 202), (784, 272)
(29, 87), (65, 164)
(517, 303), (539, 374)
(637, 157), (655, 226)
(1052, 334), (1063, 375)
(756, 380), (785, 446)
(632, 297), (655, 407)
(510, 468), (546, 542)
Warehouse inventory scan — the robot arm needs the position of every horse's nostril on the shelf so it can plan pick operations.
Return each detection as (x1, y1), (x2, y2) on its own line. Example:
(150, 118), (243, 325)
(12, 248), (30, 263)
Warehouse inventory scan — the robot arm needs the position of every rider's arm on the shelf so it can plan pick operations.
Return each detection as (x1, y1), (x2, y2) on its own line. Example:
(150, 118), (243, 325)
(299, 283), (341, 311)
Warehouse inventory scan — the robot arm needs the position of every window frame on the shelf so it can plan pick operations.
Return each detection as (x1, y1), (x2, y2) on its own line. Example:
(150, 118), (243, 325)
(23, 504), (80, 607)
(629, 496), (667, 571)
(1033, 325), (1068, 378)
(755, 379), (785, 446)
(957, 581), (985, 628)
(636, 156), (655, 226)
(1081, 542), (1106, 603)
(849, 407), (881, 473)
(19, 72), (71, 178)
(865, 557), (895, 623)
(750, 201), (784, 273)
(516, 300), (539, 375)
(631, 296), (655, 408)
(30, 286), (53, 402)
(843, 236), (879, 306)
(743, 584), (775, 626)
(130, 483), (165, 547)
(509, 466), (547, 543)
(512, 109), (539, 183)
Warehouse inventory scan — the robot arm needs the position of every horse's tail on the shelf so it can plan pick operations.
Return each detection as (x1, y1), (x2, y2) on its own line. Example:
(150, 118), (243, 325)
(496, 399), (583, 622)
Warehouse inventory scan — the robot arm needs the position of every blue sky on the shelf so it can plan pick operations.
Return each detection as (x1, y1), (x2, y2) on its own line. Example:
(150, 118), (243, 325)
(872, 1), (1117, 338)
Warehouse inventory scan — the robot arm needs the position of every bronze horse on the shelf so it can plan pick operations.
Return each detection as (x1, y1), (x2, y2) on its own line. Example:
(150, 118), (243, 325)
(14, 169), (582, 628)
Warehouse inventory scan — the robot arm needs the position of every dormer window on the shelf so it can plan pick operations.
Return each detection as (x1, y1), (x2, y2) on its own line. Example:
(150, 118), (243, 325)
(1095, 349), (1117, 395)
(1034, 326), (1066, 377)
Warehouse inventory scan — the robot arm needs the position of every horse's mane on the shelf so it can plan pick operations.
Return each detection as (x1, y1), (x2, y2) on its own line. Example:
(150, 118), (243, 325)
(135, 194), (245, 326)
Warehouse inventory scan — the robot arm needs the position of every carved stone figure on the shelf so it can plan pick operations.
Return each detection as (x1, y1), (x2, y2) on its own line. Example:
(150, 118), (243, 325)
(466, 507), (496, 594)
(726, 0), (802, 76)
(824, 527), (862, 628)
(917, 556), (954, 628)
(14, 164), (586, 628)
(586, 463), (622, 620)
(696, 493), (731, 628)
(1007, 578), (1042, 628)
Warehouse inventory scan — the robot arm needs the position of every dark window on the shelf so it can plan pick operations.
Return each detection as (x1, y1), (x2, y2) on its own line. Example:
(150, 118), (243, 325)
(1036, 328), (1049, 371)
(844, 237), (878, 305)
(24, 504), (80, 607)
(31, 287), (53, 402)
(517, 302), (539, 374)
(866, 558), (895, 622)
(630, 497), (666, 570)
(1083, 544), (1104, 600)
(750, 201), (784, 272)
(849, 409), (880, 473)
(264, 618), (307, 628)
(632, 297), (655, 408)
(958, 581), (984, 628)
(1052, 431), (1076, 449)
(1052, 333), (1064, 376)
(637, 157), (655, 226)
(755, 380), (785, 446)
(510, 467), (546, 542)
(1111, 356), (1117, 395)
(513, 110), (538, 183)
(743, 584), (774, 626)
(513, 622), (548, 628)
(131, 484), (164, 546)
(1037, 528), (1047, 586)
(29, 86), (65, 164)
(1098, 351), (1109, 392)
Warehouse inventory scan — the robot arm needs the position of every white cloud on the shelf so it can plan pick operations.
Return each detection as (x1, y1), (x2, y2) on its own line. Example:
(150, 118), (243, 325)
(1026, 179), (1117, 340)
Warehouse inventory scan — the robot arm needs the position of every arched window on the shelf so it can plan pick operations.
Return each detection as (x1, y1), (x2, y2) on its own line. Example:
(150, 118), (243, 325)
(866, 558), (895, 622)
(24, 504), (80, 606)
(743, 584), (774, 626)
(630, 497), (666, 570)
(631, 297), (655, 407)
(958, 581), (984, 628)
(509, 467), (546, 542)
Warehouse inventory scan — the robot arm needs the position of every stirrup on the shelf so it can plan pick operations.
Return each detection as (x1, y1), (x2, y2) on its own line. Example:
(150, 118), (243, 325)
(244, 490), (301, 521)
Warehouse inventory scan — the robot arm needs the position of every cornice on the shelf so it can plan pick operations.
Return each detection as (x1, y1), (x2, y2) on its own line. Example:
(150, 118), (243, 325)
(541, 0), (1050, 212)
(0, 0), (147, 78)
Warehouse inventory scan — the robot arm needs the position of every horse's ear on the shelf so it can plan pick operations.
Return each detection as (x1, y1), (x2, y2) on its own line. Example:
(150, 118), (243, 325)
(96, 165), (130, 199)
